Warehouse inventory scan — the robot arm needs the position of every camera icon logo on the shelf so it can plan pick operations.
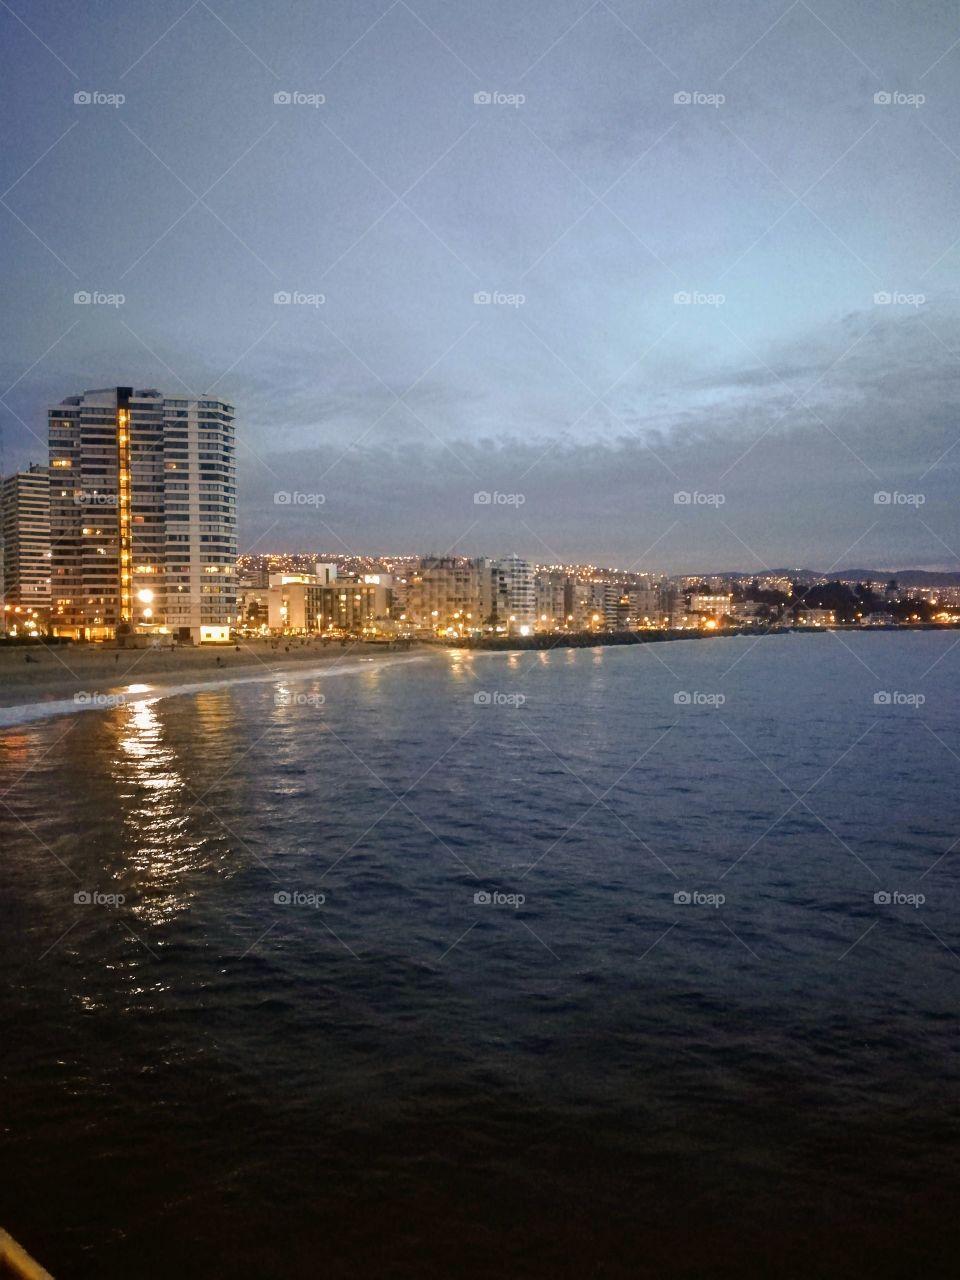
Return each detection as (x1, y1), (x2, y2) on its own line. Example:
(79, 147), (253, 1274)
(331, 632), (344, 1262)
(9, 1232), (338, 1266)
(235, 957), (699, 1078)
(874, 890), (892, 904)
(873, 491), (891, 504)
(74, 291), (91, 305)
(873, 691), (892, 704)
(473, 291), (491, 304)
(673, 291), (692, 304)
(74, 90), (91, 104)
(673, 691), (691, 705)
(274, 890), (292, 905)
(274, 490), (292, 504)
(873, 291), (892, 305)
(474, 691), (492, 705)
(473, 91), (492, 105)
(274, 290), (292, 304)
(674, 890), (692, 905)
(473, 490), (492, 504)
(474, 890), (492, 904)
(674, 91), (692, 104)
(874, 91), (892, 105)
(74, 890), (92, 904)
(673, 491), (692, 504)
(274, 91), (292, 104)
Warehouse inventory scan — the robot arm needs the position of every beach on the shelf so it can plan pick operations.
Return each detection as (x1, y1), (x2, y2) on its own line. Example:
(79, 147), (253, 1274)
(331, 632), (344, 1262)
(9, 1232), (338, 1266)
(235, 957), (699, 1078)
(0, 638), (424, 709)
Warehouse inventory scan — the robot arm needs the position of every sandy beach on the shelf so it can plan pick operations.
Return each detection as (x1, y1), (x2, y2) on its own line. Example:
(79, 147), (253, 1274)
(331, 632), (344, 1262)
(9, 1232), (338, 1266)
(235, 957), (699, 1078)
(0, 638), (427, 708)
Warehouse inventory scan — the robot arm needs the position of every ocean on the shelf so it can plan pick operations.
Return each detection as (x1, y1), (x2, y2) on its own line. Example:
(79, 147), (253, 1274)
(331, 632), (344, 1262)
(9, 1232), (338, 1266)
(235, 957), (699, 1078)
(1, 631), (958, 1278)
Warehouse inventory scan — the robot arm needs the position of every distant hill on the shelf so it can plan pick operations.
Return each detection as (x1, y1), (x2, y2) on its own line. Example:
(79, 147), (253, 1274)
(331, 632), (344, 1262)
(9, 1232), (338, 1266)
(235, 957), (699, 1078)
(720, 568), (960, 587)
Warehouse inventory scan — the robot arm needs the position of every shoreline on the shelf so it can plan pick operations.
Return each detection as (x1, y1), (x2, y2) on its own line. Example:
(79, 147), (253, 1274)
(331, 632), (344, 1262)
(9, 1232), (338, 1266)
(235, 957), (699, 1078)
(443, 621), (958, 652)
(0, 639), (426, 713)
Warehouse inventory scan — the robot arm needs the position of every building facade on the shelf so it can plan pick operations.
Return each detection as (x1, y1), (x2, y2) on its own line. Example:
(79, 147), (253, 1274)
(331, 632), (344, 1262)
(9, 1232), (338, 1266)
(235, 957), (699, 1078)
(489, 554), (536, 633)
(403, 557), (484, 635)
(48, 387), (236, 642)
(0, 463), (51, 619)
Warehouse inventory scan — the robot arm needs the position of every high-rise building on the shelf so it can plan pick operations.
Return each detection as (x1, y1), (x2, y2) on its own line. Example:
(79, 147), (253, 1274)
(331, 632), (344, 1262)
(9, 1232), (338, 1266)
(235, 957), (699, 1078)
(48, 387), (236, 643)
(489, 555), (536, 633)
(534, 570), (570, 631)
(0, 463), (51, 618)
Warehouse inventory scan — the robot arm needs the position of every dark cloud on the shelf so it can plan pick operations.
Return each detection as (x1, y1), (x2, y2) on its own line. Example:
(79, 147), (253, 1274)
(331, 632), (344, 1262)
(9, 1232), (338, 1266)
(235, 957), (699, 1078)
(2, 0), (959, 570)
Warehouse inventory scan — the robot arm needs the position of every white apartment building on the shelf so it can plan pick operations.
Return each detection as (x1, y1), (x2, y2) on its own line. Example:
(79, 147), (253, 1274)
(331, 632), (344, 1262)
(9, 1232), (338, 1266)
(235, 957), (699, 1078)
(48, 387), (236, 642)
(489, 555), (537, 633)
(0, 463), (51, 615)
(688, 593), (733, 619)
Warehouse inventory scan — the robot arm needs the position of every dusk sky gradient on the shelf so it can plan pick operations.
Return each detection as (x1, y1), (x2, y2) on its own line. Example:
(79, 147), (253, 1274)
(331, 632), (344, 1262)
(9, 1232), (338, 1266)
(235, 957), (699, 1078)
(2, 0), (959, 571)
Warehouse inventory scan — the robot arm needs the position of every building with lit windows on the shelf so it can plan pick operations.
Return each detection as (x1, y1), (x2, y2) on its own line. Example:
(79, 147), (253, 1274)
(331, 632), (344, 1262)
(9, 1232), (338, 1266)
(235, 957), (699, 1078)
(488, 554), (536, 634)
(48, 387), (236, 643)
(1, 464), (51, 626)
(404, 557), (484, 635)
(265, 567), (393, 635)
(534, 570), (570, 632)
(688, 593), (733, 621)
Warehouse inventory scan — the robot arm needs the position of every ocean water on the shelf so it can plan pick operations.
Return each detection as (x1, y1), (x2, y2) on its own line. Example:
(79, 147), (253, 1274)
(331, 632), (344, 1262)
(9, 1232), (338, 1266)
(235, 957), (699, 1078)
(1, 632), (958, 1278)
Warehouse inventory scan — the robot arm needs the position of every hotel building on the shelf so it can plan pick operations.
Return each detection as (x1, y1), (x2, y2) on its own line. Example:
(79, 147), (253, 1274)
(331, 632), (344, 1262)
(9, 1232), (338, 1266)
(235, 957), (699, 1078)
(48, 387), (237, 643)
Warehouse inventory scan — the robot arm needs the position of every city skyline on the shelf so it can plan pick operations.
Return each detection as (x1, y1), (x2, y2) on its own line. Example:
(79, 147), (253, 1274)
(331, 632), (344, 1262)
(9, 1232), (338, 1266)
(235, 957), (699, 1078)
(2, 1), (959, 571)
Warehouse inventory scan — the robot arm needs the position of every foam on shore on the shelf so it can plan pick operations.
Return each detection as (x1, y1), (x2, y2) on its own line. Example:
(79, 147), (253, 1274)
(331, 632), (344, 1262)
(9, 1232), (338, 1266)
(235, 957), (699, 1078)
(0, 653), (429, 728)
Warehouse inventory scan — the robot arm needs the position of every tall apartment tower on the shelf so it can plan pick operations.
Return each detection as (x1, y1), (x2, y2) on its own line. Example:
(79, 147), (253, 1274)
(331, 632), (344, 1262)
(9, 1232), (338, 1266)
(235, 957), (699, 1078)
(48, 387), (236, 643)
(489, 554), (536, 633)
(0, 463), (51, 615)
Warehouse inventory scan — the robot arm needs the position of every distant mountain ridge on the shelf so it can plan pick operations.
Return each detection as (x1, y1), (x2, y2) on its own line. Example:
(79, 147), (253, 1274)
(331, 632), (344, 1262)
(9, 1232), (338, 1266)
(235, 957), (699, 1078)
(722, 569), (960, 586)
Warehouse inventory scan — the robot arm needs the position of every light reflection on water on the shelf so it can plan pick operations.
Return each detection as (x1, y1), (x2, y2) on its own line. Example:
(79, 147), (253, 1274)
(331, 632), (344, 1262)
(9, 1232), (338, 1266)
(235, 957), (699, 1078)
(111, 694), (227, 924)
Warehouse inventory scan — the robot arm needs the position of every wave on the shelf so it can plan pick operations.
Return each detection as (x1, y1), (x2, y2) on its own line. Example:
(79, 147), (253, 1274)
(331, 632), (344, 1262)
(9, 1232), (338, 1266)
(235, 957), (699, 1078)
(0, 654), (430, 729)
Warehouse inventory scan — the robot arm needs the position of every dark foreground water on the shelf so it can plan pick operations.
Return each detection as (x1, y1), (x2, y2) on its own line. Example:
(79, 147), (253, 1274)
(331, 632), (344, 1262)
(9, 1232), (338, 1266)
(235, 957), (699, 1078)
(1, 633), (959, 1278)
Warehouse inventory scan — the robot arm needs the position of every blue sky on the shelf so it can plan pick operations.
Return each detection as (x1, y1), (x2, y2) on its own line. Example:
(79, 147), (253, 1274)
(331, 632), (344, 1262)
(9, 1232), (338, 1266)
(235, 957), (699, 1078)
(2, 0), (959, 570)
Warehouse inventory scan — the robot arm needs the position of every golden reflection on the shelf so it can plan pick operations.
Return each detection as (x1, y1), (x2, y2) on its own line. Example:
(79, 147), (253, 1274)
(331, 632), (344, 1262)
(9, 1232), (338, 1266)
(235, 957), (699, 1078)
(113, 696), (207, 925)
(445, 650), (475, 683)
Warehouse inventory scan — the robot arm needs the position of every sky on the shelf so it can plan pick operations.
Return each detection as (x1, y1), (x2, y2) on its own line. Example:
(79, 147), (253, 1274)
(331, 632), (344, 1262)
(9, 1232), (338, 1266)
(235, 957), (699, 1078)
(1, 0), (959, 573)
